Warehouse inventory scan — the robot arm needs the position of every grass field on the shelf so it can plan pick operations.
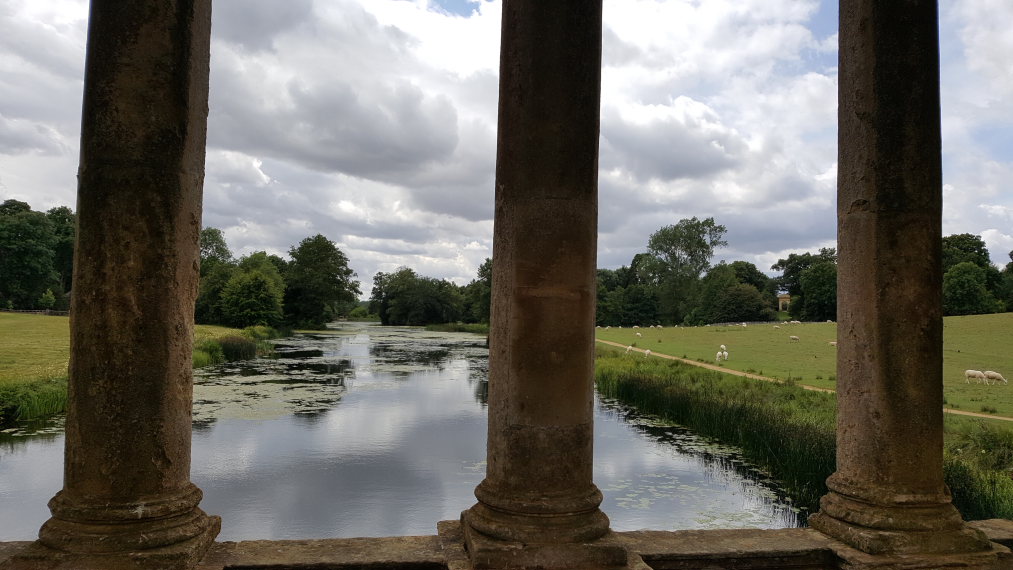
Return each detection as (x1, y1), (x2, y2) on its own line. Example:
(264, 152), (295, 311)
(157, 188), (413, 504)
(0, 313), (247, 425)
(596, 313), (1013, 418)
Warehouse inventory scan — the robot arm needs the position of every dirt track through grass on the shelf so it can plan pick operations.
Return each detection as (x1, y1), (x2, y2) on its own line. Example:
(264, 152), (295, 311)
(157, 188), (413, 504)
(596, 337), (1013, 423)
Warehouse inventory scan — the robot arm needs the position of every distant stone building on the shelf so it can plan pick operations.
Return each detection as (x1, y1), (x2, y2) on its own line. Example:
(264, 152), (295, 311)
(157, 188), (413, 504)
(778, 293), (792, 312)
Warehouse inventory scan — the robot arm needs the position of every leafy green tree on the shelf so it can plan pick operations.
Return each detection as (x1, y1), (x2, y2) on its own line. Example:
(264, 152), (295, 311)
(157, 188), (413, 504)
(285, 234), (360, 328)
(45, 206), (75, 296)
(369, 267), (463, 326)
(462, 258), (492, 323)
(771, 248), (837, 296)
(645, 217), (727, 324)
(220, 271), (284, 327)
(238, 251), (286, 294)
(942, 233), (1001, 296)
(711, 284), (777, 323)
(199, 227), (233, 276)
(0, 204), (57, 308)
(798, 261), (837, 321)
(37, 288), (56, 310)
(943, 262), (1002, 316)
(195, 261), (236, 324)
(942, 233), (991, 273)
(729, 260), (770, 292)
(0, 199), (31, 216)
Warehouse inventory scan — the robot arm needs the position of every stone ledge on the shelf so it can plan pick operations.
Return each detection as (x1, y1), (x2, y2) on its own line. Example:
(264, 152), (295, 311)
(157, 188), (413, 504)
(3, 523), (1013, 569)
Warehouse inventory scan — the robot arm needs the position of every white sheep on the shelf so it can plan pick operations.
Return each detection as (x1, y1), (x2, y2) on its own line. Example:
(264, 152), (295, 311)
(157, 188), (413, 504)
(789, 335), (800, 343)
(719, 344), (727, 351)
(625, 345), (633, 354)
(965, 370), (986, 384)
(715, 351), (724, 361)
(644, 349), (652, 357)
(773, 325), (781, 329)
(721, 350), (728, 361)
(633, 325), (639, 329)
(985, 371), (1007, 385)
(828, 341), (837, 347)
(635, 332), (642, 338)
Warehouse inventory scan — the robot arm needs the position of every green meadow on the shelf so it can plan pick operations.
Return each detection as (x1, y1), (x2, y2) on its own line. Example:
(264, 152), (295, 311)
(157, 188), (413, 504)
(0, 313), (254, 425)
(596, 312), (1013, 418)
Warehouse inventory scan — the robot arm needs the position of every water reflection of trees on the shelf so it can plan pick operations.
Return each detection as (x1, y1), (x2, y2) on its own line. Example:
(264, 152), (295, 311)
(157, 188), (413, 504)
(597, 397), (805, 527)
(368, 341), (452, 368)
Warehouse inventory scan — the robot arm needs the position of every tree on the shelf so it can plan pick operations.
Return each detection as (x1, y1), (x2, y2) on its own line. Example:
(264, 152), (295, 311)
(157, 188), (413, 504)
(647, 217), (728, 279)
(369, 267), (463, 326)
(199, 227), (233, 276)
(46, 206), (75, 296)
(943, 262), (1002, 316)
(798, 261), (837, 321)
(220, 271), (284, 327)
(0, 204), (58, 308)
(37, 288), (56, 310)
(462, 258), (492, 323)
(942, 233), (991, 274)
(645, 217), (727, 324)
(771, 248), (837, 296)
(285, 234), (360, 328)
(195, 261), (236, 324)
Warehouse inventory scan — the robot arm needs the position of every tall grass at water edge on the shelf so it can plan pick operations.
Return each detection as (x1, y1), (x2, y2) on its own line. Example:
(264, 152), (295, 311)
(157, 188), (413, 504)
(594, 346), (1013, 521)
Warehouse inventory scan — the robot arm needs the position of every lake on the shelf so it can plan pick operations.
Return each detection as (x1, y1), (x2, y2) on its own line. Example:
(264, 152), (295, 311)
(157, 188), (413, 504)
(0, 322), (802, 541)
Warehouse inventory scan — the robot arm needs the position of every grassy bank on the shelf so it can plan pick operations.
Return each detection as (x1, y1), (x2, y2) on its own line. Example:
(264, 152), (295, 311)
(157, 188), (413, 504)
(595, 313), (1013, 418)
(0, 313), (277, 426)
(594, 346), (1013, 521)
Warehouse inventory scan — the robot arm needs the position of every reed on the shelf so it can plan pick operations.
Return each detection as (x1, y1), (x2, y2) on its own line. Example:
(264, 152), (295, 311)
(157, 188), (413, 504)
(0, 376), (68, 426)
(594, 347), (1013, 521)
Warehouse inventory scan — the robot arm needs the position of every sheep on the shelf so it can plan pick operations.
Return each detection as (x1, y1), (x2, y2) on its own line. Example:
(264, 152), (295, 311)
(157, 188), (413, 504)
(635, 332), (642, 338)
(828, 341), (837, 347)
(965, 370), (986, 384)
(625, 345), (633, 354)
(721, 350), (728, 361)
(719, 344), (727, 351)
(789, 335), (800, 343)
(644, 349), (652, 357)
(633, 325), (639, 329)
(715, 351), (724, 361)
(985, 371), (1008, 385)
(773, 325), (781, 329)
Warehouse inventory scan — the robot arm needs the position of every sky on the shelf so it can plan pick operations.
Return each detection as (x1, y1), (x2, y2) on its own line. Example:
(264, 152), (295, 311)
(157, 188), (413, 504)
(2, 0), (1012, 299)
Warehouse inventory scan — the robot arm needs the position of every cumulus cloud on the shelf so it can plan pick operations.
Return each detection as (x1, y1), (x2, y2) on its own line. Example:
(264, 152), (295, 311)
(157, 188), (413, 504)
(3, 0), (1011, 292)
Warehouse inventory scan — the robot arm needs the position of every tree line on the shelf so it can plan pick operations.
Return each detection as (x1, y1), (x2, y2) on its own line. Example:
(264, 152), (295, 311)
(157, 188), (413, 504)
(4, 200), (1011, 326)
(196, 228), (360, 329)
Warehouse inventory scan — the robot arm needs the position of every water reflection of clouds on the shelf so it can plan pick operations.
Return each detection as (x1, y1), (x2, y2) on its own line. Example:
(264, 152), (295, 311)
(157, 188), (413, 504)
(0, 322), (801, 542)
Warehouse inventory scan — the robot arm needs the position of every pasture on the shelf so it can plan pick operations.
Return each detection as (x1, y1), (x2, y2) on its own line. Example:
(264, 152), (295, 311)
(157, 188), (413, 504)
(0, 312), (244, 387)
(595, 312), (1013, 418)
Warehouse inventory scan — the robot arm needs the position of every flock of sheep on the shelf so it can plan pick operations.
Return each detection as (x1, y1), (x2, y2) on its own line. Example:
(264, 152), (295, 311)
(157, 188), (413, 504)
(965, 369), (1008, 385)
(613, 323), (1007, 389)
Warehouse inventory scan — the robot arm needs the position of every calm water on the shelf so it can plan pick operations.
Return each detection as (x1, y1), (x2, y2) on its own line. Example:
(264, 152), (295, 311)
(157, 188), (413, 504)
(0, 322), (801, 541)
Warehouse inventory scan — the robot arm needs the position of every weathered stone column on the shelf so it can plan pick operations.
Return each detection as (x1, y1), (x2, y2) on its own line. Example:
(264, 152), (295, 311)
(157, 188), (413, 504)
(809, 0), (994, 565)
(24, 1), (219, 568)
(461, 1), (624, 568)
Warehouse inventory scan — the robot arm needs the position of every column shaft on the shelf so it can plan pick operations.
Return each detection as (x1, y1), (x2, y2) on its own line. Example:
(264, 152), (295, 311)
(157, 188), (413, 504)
(463, 0), (611, 549)
(36, 0), (219, 566)
(809, 0), (988, 557)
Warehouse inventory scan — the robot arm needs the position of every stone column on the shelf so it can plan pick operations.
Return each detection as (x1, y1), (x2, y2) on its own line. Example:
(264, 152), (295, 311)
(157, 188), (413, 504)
(28, 1), (219, 568)
(808, 0), (992, 563)
(461, 1), (624, 568)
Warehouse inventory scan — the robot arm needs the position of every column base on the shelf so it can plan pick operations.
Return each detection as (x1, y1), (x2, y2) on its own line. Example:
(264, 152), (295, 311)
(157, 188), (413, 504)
(7, 511), (219, 570)
(459, 515), (629, 570)
(828, 537), (1011, 569)
(810, 490), (991, 556)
